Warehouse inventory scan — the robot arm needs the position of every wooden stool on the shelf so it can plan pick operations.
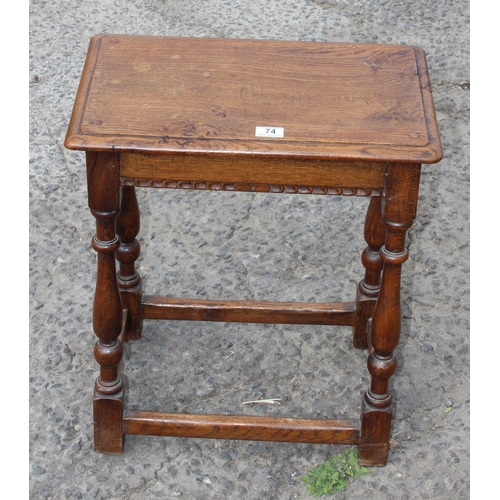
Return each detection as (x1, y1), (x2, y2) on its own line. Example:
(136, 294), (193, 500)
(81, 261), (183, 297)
(65, 35), (442, 466)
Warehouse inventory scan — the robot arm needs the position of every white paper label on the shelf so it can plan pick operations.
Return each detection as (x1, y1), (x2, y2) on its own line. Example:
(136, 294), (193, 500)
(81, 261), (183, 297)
(255, 126), (284, 138)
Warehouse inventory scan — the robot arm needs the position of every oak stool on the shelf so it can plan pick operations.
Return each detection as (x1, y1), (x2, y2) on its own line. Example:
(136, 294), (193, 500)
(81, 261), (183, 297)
(65, 35), (442, 466)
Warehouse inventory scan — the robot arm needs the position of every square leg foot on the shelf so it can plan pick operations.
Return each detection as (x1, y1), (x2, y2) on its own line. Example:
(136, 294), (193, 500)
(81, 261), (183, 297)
(358, 398), (392, 466)
(93, 389), (125, 454)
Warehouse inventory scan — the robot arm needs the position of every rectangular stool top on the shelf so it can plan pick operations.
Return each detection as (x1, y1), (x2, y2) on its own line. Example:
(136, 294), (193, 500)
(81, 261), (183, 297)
(65, 35), (442, 163)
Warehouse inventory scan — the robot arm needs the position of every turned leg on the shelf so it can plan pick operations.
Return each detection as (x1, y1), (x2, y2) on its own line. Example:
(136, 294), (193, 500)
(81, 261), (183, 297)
(87, 152), (125, 454)
(116, 183), (143, 341)
(353, 195), (386, 349)
(359, 163), (421, 466)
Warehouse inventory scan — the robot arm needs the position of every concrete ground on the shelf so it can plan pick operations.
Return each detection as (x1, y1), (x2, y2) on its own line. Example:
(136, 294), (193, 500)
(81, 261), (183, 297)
(29, 1), (470, 498)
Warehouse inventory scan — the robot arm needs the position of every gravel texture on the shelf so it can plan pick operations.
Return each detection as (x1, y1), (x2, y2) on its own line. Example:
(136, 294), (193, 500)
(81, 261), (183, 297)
(29, 1), (469, 498)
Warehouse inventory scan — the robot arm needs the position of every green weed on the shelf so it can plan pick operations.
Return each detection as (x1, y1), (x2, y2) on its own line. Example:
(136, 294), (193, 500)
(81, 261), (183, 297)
(300, 447), (371, 497)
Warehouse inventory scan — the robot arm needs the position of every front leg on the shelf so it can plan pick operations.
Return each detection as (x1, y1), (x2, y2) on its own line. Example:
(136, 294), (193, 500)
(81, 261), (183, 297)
(87, 151), (125, 454)
(359, 163), (421, 466)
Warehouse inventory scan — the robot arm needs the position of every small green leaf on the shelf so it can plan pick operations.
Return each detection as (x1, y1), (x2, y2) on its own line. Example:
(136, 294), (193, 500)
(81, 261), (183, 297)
(300, 448), (371, 497)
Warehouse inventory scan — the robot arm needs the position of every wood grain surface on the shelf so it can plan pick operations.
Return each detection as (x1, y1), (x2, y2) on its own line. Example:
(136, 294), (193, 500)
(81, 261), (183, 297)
(123, 411), (360, 444)
(141, 296), (357, 325)
(65, 34), (442, 163)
